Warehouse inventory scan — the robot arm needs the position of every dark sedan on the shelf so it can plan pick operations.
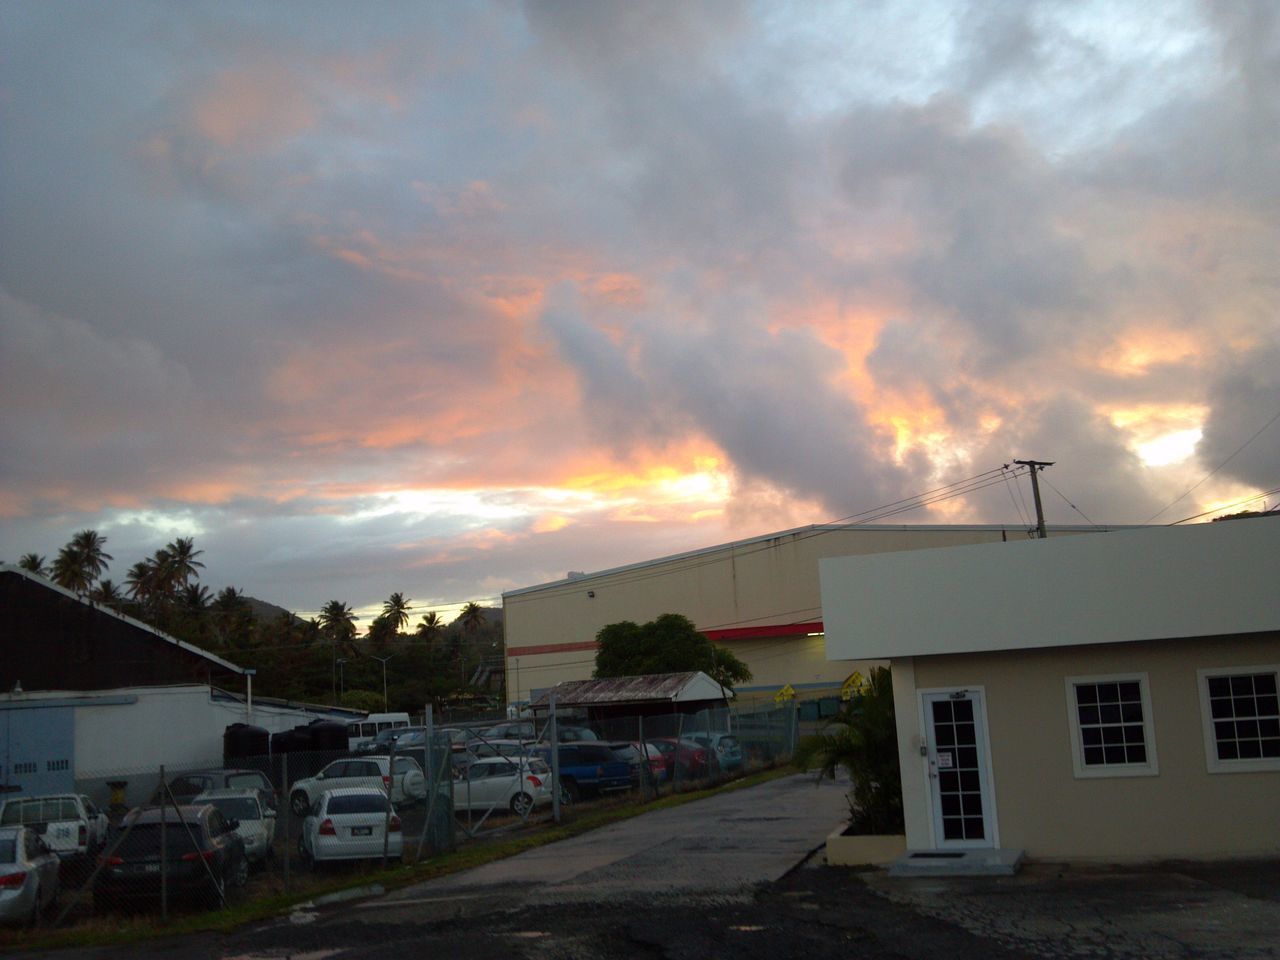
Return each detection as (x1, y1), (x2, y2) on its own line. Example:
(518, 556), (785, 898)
(94, 805), (247, 911)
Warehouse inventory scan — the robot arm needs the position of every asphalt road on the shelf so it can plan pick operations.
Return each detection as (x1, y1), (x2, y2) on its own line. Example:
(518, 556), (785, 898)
(16, 773), (1280, 960)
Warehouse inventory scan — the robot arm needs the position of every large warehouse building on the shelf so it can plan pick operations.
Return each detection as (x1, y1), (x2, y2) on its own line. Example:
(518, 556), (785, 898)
(502, 522), (1133, 707)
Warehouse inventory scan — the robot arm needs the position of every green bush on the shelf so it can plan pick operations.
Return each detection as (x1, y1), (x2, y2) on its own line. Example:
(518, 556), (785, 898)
(793, 667), (903, 835)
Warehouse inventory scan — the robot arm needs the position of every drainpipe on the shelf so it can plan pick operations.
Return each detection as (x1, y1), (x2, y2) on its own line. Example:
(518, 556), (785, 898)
(245, 669), (256, 723)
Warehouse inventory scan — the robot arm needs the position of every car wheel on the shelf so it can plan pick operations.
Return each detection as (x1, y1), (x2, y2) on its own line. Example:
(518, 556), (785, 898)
(561, 778), (580, 803)
(231, 855), (249, 888)
(509, 792), (534, 817)
(297, 836), (313, 867)
(290, 791), (310, 817)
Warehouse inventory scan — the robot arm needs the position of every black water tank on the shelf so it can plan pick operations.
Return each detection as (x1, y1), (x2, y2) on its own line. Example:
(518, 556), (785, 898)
(307, 719), (349, 752)
(270, 725), (312, 754)
(224, 723), (270, 761)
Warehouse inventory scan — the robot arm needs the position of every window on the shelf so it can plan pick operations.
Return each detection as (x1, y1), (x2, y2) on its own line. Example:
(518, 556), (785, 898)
(1198, 666), (1280, 773)
(1065, 673), (1159, 778)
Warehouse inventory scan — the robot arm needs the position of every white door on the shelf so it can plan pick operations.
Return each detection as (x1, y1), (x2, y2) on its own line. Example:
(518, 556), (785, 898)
(922, 689), (995, 847)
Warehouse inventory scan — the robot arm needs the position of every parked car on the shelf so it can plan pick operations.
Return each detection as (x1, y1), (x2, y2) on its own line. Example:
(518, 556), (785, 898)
(650, 738), (718, 780)
(632, 742), (669, 782)
(289, 756), (426, 816)
(299, 788), (401, 864)
(94, 805), (247, 909)
(0, 794), (109, 865)
(169, 769), (278, 812)
(687, 732), (744, 771)
(451, 756), (553, 816)
(478, 720), (537, 740)
(192, 789), (276, 863)
(555, 725), (600, 742)
(528, 743), (632, 801)
(358, 725), (427, 753)
(0, 826), (60, 926)
(436, 727), (472, 751)
(464, 737), (531, 761)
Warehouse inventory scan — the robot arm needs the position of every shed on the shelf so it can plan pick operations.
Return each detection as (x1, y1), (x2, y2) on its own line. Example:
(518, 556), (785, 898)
(529, 671), (732, 731)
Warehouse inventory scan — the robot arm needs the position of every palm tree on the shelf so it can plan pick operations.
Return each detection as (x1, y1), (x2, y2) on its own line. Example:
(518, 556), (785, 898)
(89, 579), (125, 611)
(318, 600), (359, 705)
(161, 537), (204, 587)
(416, 610), (444, 643)
(51, 545), (93, 593)
(382, 592), (411, 635)
(125, 559), (159, 608)
(793, 667), (903, 835)
(70, 530), (112, 580)
(318, 600), (359, 643)
(181, 582), (212, 611)
(17, 554), (48, 576)
(460, 601), (486, 635)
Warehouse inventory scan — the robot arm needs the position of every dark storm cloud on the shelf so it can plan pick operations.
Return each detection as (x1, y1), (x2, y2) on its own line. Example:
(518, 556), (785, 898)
(1198, 346), (1280, 490)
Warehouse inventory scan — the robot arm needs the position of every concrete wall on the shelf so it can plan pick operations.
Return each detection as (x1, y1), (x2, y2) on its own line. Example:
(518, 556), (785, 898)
(895, 633), (1280, 861)
(505, 524), (1103, 703)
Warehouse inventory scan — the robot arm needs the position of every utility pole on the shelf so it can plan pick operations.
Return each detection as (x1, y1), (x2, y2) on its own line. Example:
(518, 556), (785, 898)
(370, 654), (393, 711)
(1013, 459), (1055, 539)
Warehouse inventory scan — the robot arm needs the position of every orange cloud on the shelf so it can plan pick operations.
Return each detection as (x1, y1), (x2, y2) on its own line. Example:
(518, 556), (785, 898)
(191, 67), (318, 149)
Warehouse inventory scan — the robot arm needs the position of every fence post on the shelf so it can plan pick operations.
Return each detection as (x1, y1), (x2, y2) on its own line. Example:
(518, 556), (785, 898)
(637, 715), (647, 801)
(281, 752), (289, 891)
(159, 764), (167, 922)
(550, 693), (561, 823)
(383, 739), (395, 868)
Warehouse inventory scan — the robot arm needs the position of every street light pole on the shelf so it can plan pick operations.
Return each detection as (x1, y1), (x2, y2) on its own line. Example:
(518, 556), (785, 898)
(370, 654), (393, 712)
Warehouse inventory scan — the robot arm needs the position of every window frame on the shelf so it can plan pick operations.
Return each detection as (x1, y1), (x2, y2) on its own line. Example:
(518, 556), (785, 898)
(1197, 664), (1280, 774)
(1064, 672), (1160, 779)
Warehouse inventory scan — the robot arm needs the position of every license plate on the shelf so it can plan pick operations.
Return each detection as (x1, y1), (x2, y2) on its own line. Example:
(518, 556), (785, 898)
(352, 826), (372, 836)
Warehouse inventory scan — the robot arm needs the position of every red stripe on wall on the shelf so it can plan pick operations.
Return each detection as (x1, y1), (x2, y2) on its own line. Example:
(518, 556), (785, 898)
(701, 621), (824, 642)
(506, 640), (600, 657)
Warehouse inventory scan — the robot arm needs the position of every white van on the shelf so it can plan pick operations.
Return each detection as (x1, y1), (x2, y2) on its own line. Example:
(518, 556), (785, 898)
(345, 712), (411, 751)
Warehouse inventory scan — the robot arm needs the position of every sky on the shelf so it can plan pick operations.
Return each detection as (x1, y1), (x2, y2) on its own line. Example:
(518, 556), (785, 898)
(2, 0), (1278, 628)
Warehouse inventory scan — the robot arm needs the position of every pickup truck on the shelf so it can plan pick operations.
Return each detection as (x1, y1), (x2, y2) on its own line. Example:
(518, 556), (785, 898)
(0, 794), (109, 863)
(529, 743), (632, 802)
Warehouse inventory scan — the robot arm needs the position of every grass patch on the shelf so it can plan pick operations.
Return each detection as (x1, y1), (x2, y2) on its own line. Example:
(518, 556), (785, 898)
(0, 765), (795, 951)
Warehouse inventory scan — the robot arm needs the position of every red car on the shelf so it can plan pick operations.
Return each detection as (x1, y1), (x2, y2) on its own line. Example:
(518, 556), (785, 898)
(650, 738), (718, 780)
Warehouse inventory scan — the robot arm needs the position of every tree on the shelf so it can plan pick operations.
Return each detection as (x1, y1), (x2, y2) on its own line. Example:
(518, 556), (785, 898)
(160, 537), (204, 588)
(792, 667), (903, 835)
(592, 613), (752, 690)
(89, 579), (125, 611)
(51, 545), (93, 593)
(70, 529), (112, 581)
(17, 554), (48, 576)
(459, 601), (485, 635)
(382, 592), (411, 634)
(416, 610), (444, 643)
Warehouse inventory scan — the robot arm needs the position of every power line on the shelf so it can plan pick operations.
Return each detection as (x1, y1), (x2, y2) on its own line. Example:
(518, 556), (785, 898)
(1170, 484), (1280, 526)
(1146, 406), (1280, 524)
(1039, 475), (1102, 530)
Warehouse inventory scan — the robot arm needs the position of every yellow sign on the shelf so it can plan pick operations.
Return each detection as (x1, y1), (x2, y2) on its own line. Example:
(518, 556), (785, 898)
(773, 683), (796, 704)
(841, 671), (866, 701)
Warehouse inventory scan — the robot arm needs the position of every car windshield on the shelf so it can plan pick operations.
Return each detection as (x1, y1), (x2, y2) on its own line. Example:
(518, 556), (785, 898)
(0, 838), (15, 863)
(527, 758), (550, 775)
(392, 757), (422, 774)
(611, 745), (641, 762)
(1, 798), (78, 825)
(114, 824), (205, 857)
(226, 773), (268, 791)
(327, 794), (387, 815)
(204, 798), (259, 821)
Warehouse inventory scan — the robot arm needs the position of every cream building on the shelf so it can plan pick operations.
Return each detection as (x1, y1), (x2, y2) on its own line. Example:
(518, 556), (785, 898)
(820, 515), (1280, 862)
(502, 522), (1131, 707)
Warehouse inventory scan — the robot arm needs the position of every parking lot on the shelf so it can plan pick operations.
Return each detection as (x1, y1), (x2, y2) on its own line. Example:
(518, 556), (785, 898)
(11, 773), (1278, 960)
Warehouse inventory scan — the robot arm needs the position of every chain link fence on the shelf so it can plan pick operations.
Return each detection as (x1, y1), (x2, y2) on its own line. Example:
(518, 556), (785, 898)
(0, 701), (799, 935)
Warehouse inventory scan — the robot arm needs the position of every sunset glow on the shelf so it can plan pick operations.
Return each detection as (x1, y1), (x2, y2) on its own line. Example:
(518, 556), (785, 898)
(2, 2), (1276, 617)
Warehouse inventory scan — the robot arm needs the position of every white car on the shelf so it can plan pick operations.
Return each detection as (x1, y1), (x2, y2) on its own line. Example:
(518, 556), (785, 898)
(0, 826), (59, 926)
(193, 788), (277, 863)
(452, 756), (553, 817)
(0, 794), (108, 863)
(289, 756), (426, 816)
(298, 788), (402, 864)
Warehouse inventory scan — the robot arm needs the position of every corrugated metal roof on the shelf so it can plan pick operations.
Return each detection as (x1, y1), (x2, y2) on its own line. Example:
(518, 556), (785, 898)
(528, 671), (729, 708)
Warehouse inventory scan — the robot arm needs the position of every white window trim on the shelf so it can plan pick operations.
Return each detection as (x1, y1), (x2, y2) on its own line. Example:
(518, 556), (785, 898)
(1064, 672), (1159, 779)
(1197, 664), (1280, 774)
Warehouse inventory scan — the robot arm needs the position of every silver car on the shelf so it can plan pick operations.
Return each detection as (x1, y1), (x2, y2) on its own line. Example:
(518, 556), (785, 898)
(0, 826), (59, 926)
(193, 788), (277, 863)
